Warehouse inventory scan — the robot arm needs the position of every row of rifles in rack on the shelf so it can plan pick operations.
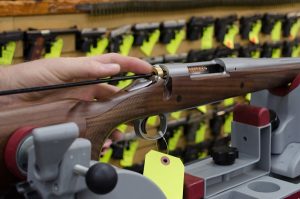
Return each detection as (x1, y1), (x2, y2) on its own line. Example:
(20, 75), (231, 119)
(0, 12), (300, 65)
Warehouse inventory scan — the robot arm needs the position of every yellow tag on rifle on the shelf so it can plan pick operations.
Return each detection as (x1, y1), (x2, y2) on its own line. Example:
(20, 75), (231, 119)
(224, 98), (234, 106)
(224, 113), (233, 135)
(99, 148), (113, 163)
(249, 20), (262, 44)
(271, 21), (282, 42)
(87, 37), (109, 56)
(201, 25), (214, 49)
(171, 111), (182, 120)
(0, 42), (16, 65)
(166, 29), (185, 55)
(44, 38), (63, 58)
(290, 19), (300, 40)
(117, 72), (134, 88)
(120, 140), (139, 167)
(140, 30), (160, 56)
(168, 127), (183, 151)
(195, 123), (207, 143)
(223, 24), (238, 49)
(117, 124), (128, 133)
(144, 150), (184, 199)
(197, 105), (207, 113)
(199, 151), (208, 159)
(246, 93), (252, 101)
(251, 50), (261, 58)
(292, 45), (300, 57)
(120, 34), (134, 56)
(272, 48), (281, 58)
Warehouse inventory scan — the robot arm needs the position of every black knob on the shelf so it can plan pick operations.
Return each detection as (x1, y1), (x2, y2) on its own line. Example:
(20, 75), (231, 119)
(85, 163), (118, 195)
(269, 109), (280, 132)
(212, 146), (239, 166)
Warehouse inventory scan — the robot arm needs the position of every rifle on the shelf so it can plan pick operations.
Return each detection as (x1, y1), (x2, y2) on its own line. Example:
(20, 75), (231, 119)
(1, 58), (300, 189)
(23, 27), (78, 61)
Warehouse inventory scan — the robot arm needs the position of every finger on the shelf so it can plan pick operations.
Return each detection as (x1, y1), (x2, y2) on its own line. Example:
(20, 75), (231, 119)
(43, 58), (121, 81)
(110, 130), (124, 141)
(92, 53), (153, 74)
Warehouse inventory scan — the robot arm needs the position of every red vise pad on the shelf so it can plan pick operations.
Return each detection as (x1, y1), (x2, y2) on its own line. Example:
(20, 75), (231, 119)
(184, 173), (204, 199)
(4, 126), (35, 180)
(270, 73), (300, 96)
(285, 190), (300, 199)
(233, 104), (270, 127)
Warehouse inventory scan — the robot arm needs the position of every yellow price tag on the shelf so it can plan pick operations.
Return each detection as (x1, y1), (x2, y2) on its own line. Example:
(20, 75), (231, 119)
(224, 98), (234, 106)
(197, 105), (207, 113)
(171, 111), (182, 120)
(223, 24), (238, 49)
(99, 148), (113, 163)
(140, 30), (160, 56)
(117, 124), (128, 133)
(249, 20), (262, 44)
(144, 150), (184, 199)
(168, 127), (183, 151)
(0, 42), (16, 65)
(224, 113), (233, 135)
(120, 140), (139, 167)
(117, 72), (134, 88)
(292, 45), (300, 57)
(119, 34), (134, 56)
(147, 116), (157, 126)
(246, 93), (251, 101)
(271, 21), (282, 42)
(290, 19), (300, 40)
(166, 29), (185, 55)
(272, 48), (281, 58)
(44, 38), (63, 58)
(87, 37), (109, 56)
(201, 25), (214, 49)
(251, 50), (261, 58)
(195, 123), (207, 143)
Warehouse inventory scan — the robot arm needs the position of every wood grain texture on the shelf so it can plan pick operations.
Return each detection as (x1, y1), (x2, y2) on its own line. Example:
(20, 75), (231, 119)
(0, 64), (300, 189)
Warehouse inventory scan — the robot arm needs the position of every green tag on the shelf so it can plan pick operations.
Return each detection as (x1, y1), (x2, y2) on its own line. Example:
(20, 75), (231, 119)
(87, 37), (109, 56)
(44, 38), (63, 58)
(271, 21), (282, 42)
(224, 98), (234, 106)
(197, 105), (207, 113)
(251, 50), (261, 58)
(117, 72), (134, 88)
(99, 148), (113, 163)
(290, 19), (300, 40)
(117, 124), (128, 133)
(292, 45), (300, 57)
(246, 93), (251, 101)
(147, 116), (157, 126)
(272, 48), (281, 58)
(144, 150), (184, 199)
(119, 34), (134, 56)
(171, 111), (182, 120)
(224, 113), (233, 135)
(0, 42), (16, 65)
(201, 25), (214, 49)
(223, 24), (238, 49)
(120, 140), (139, 167)
(168, 127), (183, 151)
(166, 29), (185, 55)
(140, 30), (160, 56)
(249, 20), (262, 44)
(195, 123), (207, 143)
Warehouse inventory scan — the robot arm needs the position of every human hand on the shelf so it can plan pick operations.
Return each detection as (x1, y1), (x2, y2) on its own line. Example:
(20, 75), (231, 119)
(0, 53), (152, 106)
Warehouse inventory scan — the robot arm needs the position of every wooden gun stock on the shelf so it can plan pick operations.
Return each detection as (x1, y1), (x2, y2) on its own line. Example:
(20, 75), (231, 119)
(1, 58), (300, 190)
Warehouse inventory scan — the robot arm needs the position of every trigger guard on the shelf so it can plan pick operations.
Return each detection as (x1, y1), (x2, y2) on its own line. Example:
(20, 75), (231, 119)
(134, 114), (167, 141)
